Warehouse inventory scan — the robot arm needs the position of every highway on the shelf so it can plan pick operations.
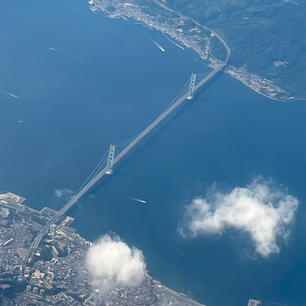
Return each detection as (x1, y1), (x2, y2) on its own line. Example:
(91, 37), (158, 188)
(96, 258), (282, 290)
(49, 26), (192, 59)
(27, 0), (233, 256)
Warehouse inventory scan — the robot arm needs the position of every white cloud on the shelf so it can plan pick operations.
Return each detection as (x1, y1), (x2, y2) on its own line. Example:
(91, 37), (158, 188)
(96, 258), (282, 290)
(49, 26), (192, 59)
(54, 188), (73, 198)
(180, 178), (299, 257)
(85, 234), (146, 293)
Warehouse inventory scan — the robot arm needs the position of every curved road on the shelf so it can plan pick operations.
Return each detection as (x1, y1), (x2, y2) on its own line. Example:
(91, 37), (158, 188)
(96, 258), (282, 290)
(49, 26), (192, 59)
(152, 0), (231, 65)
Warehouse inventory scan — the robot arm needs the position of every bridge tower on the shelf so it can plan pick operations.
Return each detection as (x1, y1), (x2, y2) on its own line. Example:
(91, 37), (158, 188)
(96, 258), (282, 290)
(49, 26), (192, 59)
(187, 73), (197, 100)
(105, 145), (116, 174)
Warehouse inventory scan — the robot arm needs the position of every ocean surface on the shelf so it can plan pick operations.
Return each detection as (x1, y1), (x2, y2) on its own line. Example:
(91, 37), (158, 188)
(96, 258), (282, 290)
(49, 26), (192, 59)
(0, 1), (305, 306)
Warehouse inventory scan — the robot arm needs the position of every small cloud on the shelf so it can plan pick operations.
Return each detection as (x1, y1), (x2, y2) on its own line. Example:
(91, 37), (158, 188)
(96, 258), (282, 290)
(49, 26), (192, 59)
(180, 178), (299, 257)
(54, 188), (73, 198)
(85, 234), (146, 294)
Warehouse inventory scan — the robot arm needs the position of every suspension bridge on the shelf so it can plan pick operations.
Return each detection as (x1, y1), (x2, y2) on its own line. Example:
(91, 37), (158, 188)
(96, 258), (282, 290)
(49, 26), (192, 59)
(28, 66), (224, 254)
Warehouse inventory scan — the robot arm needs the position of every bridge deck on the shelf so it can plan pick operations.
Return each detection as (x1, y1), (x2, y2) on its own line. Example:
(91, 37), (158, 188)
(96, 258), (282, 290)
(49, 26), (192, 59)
(59, 67), (222, 216)
(29, 67), (224, 252)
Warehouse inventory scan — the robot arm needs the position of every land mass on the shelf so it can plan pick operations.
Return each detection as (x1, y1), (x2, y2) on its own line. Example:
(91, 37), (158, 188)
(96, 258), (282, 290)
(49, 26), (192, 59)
(89, 0), (306, 101)
(0, 192), (205, 306)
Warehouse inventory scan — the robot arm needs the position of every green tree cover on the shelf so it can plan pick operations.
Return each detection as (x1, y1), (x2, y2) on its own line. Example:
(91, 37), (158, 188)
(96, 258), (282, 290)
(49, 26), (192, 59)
(167, 0), (306, 98)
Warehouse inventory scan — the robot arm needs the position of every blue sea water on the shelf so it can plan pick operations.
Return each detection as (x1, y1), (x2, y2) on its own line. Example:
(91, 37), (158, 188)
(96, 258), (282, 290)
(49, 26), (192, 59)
(0, 1), (305, 306)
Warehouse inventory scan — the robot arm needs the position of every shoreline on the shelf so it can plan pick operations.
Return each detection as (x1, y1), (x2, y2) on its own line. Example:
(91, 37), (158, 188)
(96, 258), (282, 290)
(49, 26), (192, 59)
(90, 0), (304, 103)
(0, 191), (207, 306)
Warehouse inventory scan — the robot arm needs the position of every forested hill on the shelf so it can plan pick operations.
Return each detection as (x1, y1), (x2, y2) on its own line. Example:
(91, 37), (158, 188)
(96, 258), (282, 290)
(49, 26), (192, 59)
(168, 0), (306, 100)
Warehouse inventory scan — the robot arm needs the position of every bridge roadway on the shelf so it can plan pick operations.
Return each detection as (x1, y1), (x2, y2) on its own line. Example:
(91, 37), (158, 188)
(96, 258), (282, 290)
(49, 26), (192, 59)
(59, 66), (222, 216)
(29, 66), (223, 252)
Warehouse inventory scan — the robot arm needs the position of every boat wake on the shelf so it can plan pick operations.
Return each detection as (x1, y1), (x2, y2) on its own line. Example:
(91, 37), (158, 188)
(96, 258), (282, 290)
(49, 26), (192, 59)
(151, 40), (165, 52)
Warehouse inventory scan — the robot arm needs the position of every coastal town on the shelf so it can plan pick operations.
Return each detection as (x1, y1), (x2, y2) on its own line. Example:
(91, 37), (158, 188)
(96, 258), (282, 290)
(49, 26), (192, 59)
(89, 0), (293, 101)
(0, 192), (205, 306)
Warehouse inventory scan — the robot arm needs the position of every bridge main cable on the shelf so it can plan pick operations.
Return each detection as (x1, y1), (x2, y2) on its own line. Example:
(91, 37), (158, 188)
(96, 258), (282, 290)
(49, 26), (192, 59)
(27, 68), (224, 257)
(58, 68), (223, 216)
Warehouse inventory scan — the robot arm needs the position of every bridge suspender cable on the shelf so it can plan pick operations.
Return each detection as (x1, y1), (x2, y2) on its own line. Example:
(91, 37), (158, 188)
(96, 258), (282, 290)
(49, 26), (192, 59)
(27, 68), (226, 258)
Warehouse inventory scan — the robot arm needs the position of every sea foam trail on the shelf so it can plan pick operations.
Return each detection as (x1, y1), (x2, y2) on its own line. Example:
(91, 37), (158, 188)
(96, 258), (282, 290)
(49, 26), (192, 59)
(151, 40), (165, 52)
(0, 90), (18, 98)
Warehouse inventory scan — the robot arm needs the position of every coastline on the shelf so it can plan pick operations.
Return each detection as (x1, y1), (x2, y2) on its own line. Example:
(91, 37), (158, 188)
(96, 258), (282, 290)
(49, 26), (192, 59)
(0, 191), (207, 306)
(89, 0), (304, 102)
